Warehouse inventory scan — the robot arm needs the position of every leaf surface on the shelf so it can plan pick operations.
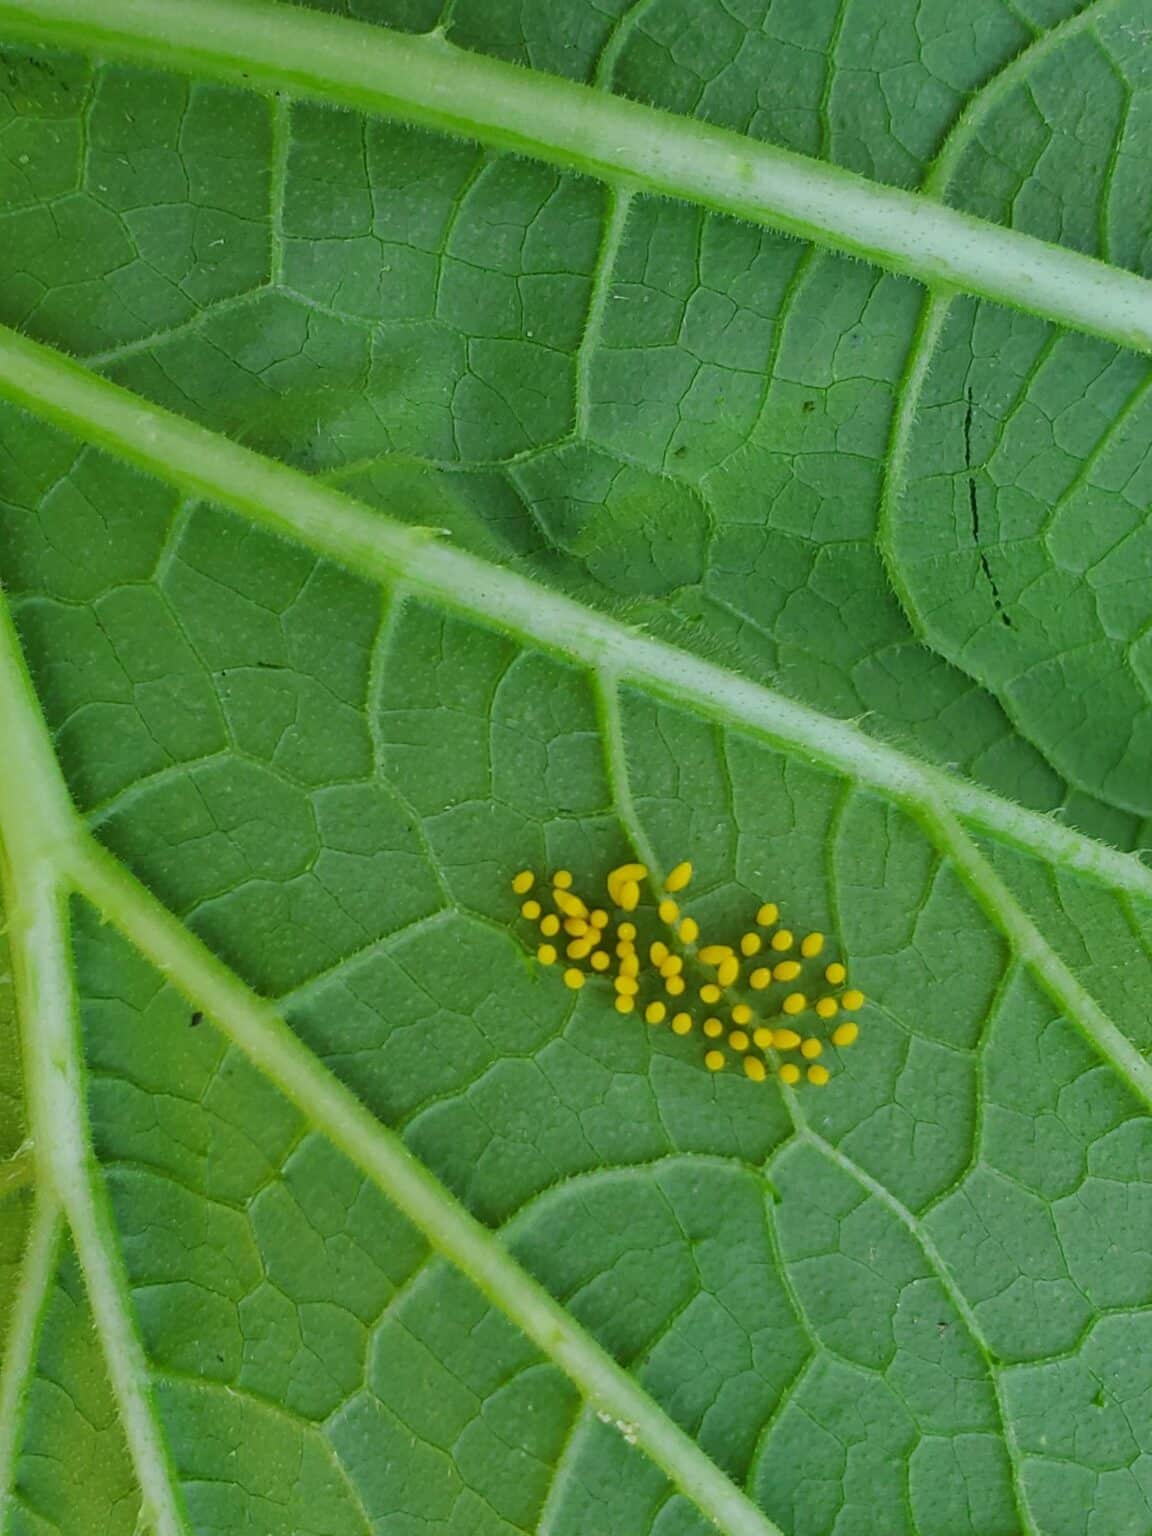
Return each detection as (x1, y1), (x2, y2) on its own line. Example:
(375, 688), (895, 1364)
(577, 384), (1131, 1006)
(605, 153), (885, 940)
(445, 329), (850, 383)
(2, 3), (1152, 1534)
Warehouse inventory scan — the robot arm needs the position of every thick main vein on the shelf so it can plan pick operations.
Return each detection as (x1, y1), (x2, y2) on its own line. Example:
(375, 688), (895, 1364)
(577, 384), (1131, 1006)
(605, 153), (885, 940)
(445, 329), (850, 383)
(2, 321), (1150, 1106)
(0, 546), (781, 1535)
(0, 320), (1148, 917)
(69, 837), (783, 1536)
(1, 0), (1151, 353)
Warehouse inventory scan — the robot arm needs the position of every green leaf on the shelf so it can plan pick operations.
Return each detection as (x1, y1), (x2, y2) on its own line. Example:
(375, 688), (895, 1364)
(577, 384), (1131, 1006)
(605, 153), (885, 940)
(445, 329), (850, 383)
(2, 2), (1152, 1534)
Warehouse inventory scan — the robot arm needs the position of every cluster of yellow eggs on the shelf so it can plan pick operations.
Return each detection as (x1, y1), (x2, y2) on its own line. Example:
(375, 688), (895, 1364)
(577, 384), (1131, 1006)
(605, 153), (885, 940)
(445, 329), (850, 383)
(511, 860), (862, 1085)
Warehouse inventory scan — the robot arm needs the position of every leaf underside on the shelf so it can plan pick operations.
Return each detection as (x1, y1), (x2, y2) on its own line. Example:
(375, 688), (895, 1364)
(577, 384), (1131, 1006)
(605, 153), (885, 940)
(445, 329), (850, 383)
(3, 3), (1152, 1535)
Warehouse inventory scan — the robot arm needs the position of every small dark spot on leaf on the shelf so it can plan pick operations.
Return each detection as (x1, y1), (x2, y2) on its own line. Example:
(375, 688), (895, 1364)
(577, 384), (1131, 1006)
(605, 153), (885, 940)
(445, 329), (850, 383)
(190, 1010), (203, 1028)
(802, 399), (816, 413)
(672, 444), (688, 458)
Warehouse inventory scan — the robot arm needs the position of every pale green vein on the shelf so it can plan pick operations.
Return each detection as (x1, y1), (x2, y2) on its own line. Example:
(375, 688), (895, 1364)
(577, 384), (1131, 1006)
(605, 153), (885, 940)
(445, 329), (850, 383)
(599, 654), (1130, 1526)
(536, 1405), (592, 1535)
(0, 1195), (63, 1528)
(924, 0), (1124, 197)
(0, 598), (188, 1536)
(876, 290), (952, 632)
(914, 794), (1152, 1109)
(68, 838), (783, 1536)
(880, 0), (1137, 801)
(0, 871), (188, 1536)
(803, 1129), (1038, 1536)
(2, 0), (1152, 353)
(2, 321), (1150, 1105)
(593, 0), (661, 90)
(0, 551), (781, 1536)
(605, 639), (1152, 1129)
(574, 186), (632, 437)
(0, 322), (1149, 915)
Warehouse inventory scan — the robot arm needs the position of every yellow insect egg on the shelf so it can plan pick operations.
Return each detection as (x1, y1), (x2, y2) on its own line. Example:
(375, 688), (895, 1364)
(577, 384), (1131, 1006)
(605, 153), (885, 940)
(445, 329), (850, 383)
(800, 932), (825, 958)
(704, 1050), (726, 1072)
(779, 1063), (800, 1085)
(774, 961), (801, 982)
(750, 967), (772, 990)
(537, 944), (557, 965)
(744, 1057), (767, 1083)
(512, 870), (535, 894)
(832, 1021), (859, 1047)
(554, 889), (587, 919)
(620, 953), (640, 979)
(774, 1028), (801, 1050)
(770, 929), (794, 952)
(815, 997), (838, 1020)
(564, 917), (588, 936)
(563, 968), (584, 990)
(717, 956), (740, 987)
(671, 1012), (693, 1035)
(699, 983), (721, 1004)
(842, 989), (865, 1011)
(615, 940), (633, 959)
(614, 975), (639, 996)
(665, 975), (686, 996)
(619, 880), (641, 912)
(650, 940), (669, 966)
(521, 899), (542, 920)
(740, 932), (762, 956)
(590, 950), (610, 972)
(698, 944), (732, 966)
(753, 1026), (774, 1049)
(664, 861), (693, 893)
(660, 954), (683, 978)
(729, 1030), (749, 1052)
(615, 994), (635, 1015)
(645, 1001), (667, 1025)
(608, 861), (647, 895)
(553, 870), (574, 890)
(540, 914), (560, 937)
(567, 938), (594, 960)
(658, 898), (679, 925)
(678, 916), (700, 945)
(807, 1064), (830, 1086)
(782, 992), (806, 1016)
(618, 922), (637, 941)
(731, 1003), (752, 1025)
(825, 962), (846, 985)
(800, 1037), (822, 1060)
(589, 909), (609, 929)
(756, 903), (779, 927)
(703, 1017), (724, 1039)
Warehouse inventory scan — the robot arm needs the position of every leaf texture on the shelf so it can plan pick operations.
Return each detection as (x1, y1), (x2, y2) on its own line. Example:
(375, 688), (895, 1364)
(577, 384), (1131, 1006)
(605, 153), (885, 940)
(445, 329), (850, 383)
(2, 3), (1152, 1535)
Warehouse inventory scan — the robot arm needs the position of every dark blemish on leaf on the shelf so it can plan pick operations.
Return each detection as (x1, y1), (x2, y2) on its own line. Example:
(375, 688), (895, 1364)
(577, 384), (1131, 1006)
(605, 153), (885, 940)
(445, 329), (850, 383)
(802, 399), (816, 413)
(672, 444), (688, 458)
(190, 1010), (203, 1028)
(965, 387), (1012, 629)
